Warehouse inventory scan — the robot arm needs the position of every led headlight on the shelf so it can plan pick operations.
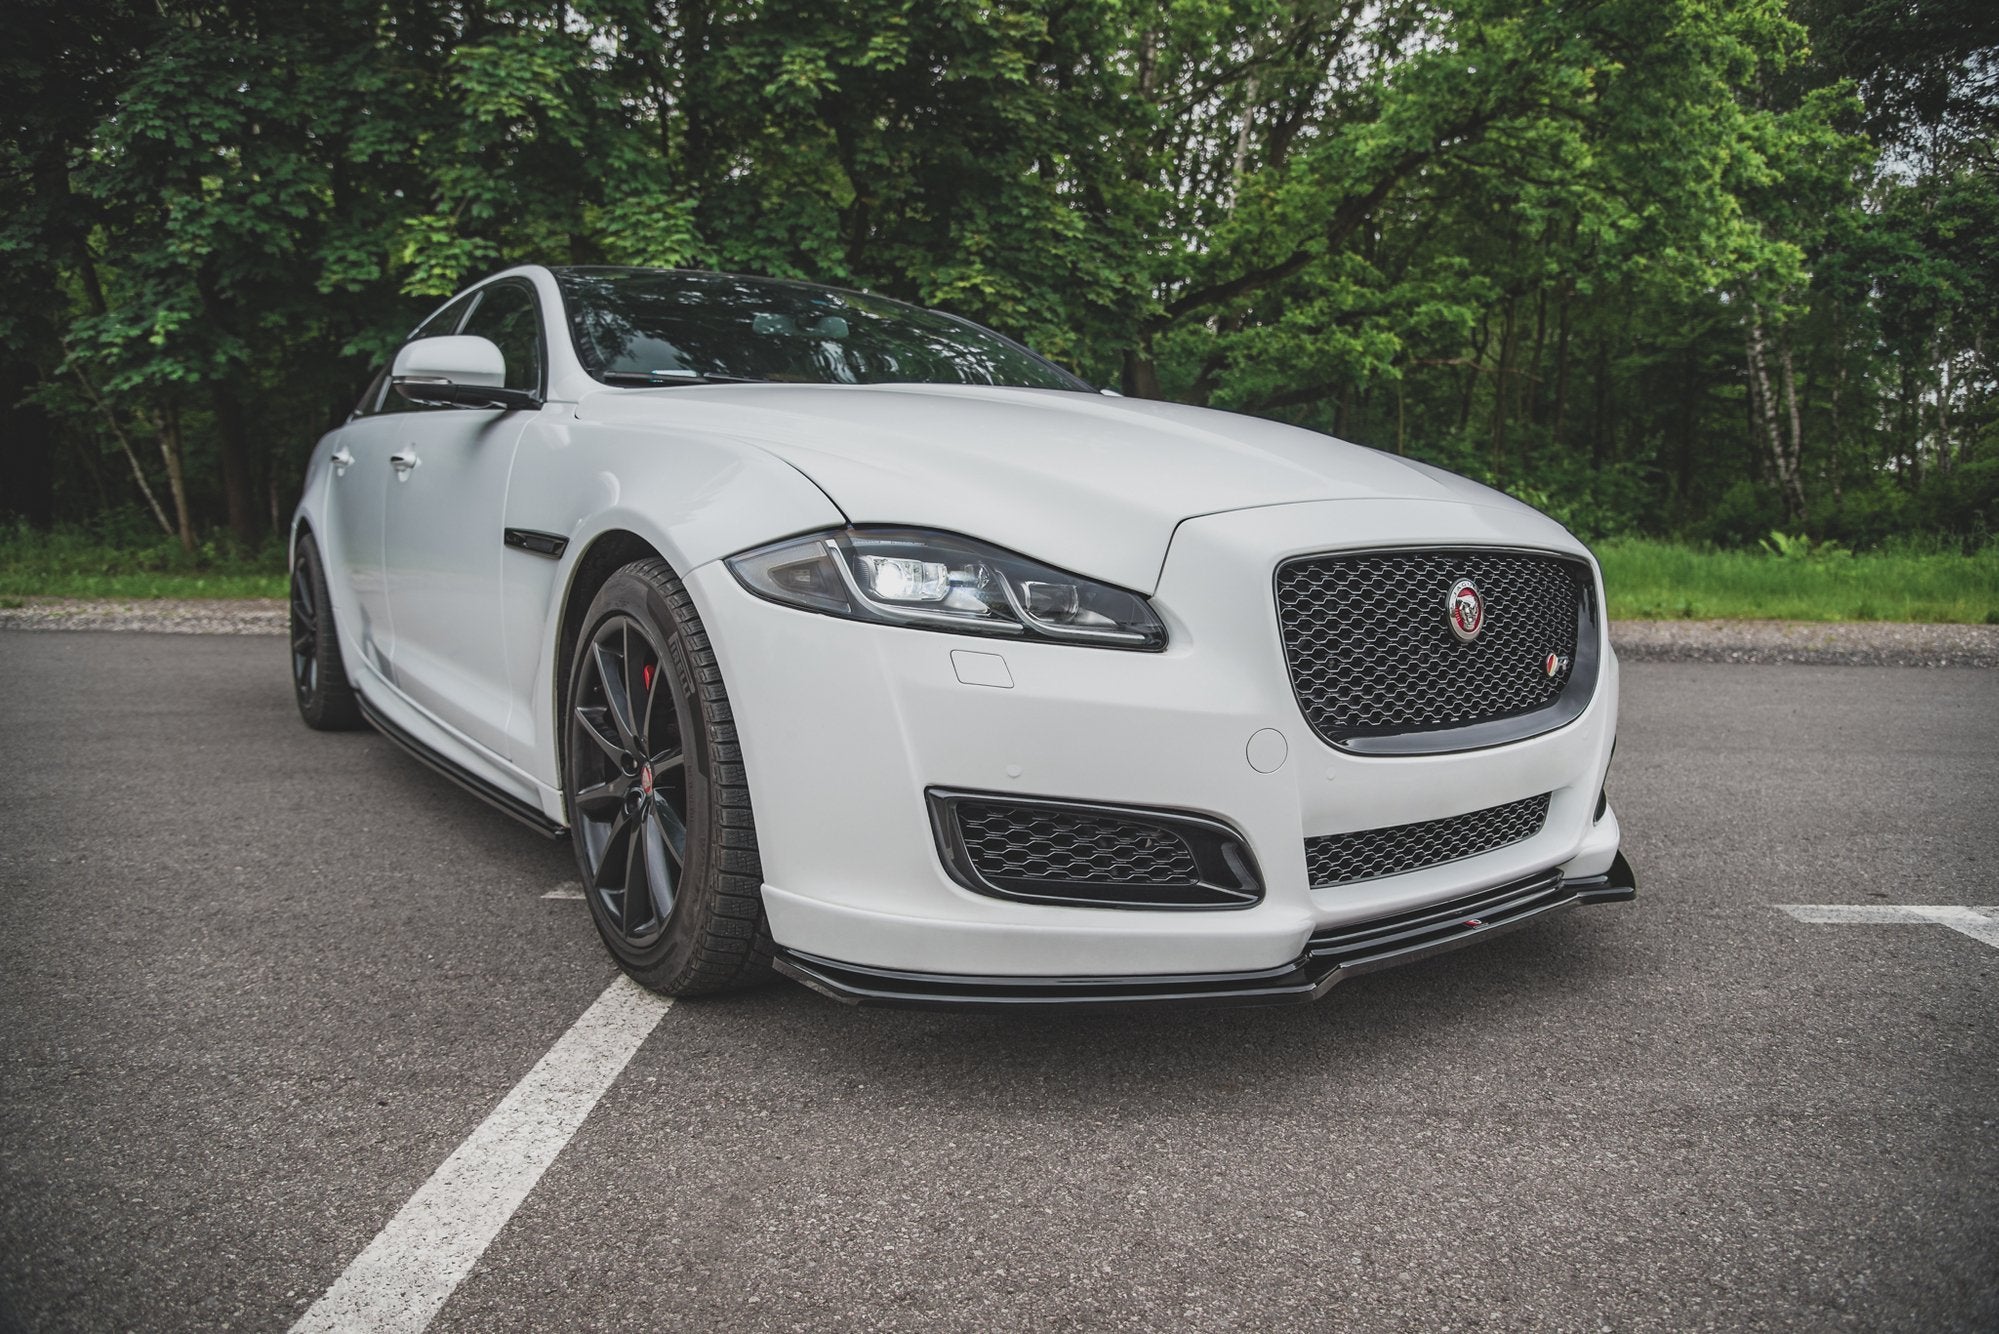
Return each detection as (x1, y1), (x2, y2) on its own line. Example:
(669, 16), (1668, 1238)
(727, 527), (1168, 650)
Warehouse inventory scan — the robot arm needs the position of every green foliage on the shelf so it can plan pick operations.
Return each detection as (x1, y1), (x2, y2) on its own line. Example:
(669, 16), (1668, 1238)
(0, 519), (286, 599)
(1598, 537), (1999, 623)
(1758, 530), (1848, 561)
(0, 0), (1992, 567)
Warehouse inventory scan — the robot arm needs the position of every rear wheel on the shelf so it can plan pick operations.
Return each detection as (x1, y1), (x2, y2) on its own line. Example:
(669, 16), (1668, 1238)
(290, 532), (364, 731)
(564, 558), (770, 995)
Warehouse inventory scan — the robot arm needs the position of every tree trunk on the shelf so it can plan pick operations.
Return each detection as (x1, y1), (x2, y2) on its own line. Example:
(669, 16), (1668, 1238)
(1457, 312), (1486, 432)
(1746, 305), (1805, 522)
(1934, 356), (1952, 476)
(1591, 337), (1609, 472)
(1121, 346), (1163, 399)
(1491, 299), (1516, 481)
(71, 364), (173, 539)
(1551, 288), (1572, 449)
(1780, 340), (1806, 484)
(156, 405), (196, 554)
(210, 380), (259, 542)
(1395, 375), (1405, 456)
(1828, 325), (1845, 503)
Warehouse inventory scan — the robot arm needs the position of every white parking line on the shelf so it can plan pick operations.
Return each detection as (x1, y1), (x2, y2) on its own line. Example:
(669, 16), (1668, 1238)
(540, 887), (585, 900)
(292, 975), (670, 1334)
(1779, 904), (1999, 950)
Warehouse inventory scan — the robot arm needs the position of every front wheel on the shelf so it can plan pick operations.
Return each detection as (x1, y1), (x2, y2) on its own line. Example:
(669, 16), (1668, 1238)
(290, 532), (364, 731)
(563, 558), (771, 995)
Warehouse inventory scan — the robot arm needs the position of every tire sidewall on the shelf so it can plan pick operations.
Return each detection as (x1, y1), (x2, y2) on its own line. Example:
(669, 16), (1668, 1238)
(564, 565), (720, 988)
(292, 534), (349, 728)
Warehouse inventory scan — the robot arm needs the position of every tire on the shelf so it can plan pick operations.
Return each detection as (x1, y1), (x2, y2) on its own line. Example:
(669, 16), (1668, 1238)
(290, 531), (364, 731)
(563, 557), (770, 995)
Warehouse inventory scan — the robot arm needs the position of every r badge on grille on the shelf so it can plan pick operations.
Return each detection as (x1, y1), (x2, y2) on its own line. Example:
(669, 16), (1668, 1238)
(1447, 578), (1484, 642)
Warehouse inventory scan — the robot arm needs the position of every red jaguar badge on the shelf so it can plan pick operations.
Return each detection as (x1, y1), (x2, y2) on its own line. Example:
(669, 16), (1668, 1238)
(1447, 578), (1484, 642)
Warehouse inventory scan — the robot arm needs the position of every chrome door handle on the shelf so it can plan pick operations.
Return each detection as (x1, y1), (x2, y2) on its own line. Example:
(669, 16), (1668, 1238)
(329, 447), (353, 477)
(390, 447), (420, 479)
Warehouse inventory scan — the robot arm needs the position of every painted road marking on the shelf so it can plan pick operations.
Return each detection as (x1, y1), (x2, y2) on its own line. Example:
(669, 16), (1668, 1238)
(541, 886), (585, 900)
(1780, 904), (1999, 950)
(292, 975), (671, 1334)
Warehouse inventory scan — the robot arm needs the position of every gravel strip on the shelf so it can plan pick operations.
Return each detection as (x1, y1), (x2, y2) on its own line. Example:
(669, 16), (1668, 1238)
(3, 598), (1995, 667)
(0, 598), (288, 636)
(1608, 617), (1999, 668)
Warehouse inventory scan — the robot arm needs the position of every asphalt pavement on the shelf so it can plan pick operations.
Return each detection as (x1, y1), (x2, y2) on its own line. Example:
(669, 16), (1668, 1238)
(1, 631), (1994, 1332)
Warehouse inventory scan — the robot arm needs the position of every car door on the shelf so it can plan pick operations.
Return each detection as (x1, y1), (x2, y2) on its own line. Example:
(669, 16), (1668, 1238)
(321, 291), (483, 685)
(380, 279), (543, 756)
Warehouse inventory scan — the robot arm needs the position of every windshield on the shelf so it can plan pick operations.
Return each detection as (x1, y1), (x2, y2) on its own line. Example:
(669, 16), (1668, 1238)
(553, 268), (1088, 391)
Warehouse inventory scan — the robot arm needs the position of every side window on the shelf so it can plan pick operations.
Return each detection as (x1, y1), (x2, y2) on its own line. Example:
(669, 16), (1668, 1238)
(412, 291), (478, 340)
(351, 364), (390, 419)
(460, 282), (544, 393)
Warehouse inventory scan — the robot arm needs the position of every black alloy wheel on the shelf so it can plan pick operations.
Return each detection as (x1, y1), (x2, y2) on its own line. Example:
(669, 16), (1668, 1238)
(562, 558), (770, 994)
(568, 613), (690, 946)
(290, 532), (363, 730)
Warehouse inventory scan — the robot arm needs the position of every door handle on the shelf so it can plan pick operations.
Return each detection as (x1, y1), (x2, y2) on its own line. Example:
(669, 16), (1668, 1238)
(390, 447), (420, 480)
(329, 447), (353, 477)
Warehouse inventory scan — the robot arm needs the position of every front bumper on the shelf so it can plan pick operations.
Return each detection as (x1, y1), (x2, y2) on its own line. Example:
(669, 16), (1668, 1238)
(773, 855), (1637, 1010)
(688, 497), (1625, 988)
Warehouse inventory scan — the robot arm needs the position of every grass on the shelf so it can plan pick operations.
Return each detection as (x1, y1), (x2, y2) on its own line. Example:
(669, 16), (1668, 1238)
(4, 525), (1997, 623)
(1597, 537), (1999, 624)
(0, 525), (287, 602)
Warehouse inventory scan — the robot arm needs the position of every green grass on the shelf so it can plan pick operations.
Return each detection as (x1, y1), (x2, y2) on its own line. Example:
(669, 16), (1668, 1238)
(4, 525), (1997, 623)
(0, 525), (286, 602)
(1597, 537), (1999, 624)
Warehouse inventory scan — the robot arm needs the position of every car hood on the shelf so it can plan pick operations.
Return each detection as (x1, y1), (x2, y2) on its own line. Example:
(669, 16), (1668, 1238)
(575, 383), (1551, 592)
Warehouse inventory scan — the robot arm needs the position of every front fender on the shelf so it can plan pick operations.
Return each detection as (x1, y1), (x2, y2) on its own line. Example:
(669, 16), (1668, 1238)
(503, 413), (847, 803)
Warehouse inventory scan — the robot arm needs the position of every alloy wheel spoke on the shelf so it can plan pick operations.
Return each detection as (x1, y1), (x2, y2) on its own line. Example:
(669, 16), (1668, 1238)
(592, 809), (637, 891)
(639, 810), (676, 924)
(647, 747), (685, 776)
(622, 623), (654, 752)
(574, 706), (624, 765)
(621, 823), (650, 933)
(591, 639), (640, 752)
(651, 798), (688, 866)
(572, 776), (627, 816)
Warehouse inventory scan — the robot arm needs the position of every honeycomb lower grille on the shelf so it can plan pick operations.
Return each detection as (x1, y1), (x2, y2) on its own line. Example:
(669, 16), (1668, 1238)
(1305, 793), (1552, 888)
(957, 802), (1200, 887)
(1276, 549), (1589, 747)
(929, 791), (1263, 910)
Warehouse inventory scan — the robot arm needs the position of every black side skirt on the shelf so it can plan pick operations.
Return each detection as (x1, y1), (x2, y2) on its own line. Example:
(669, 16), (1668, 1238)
(773, 854), (1637, 1012)
(359, 695), (568, 840)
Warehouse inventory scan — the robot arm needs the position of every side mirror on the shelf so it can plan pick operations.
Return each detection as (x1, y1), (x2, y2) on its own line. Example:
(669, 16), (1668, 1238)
(392, 336), (540, 411)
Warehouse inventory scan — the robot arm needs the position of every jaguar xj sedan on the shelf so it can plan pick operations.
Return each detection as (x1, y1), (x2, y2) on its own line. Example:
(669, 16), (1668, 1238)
(289, 263), (1634, 1009)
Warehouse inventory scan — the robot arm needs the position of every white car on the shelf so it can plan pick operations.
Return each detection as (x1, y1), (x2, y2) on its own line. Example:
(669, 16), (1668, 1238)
(290, 264), (1634, 1009)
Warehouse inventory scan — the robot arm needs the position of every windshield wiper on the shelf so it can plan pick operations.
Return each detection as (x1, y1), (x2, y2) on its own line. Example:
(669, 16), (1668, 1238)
(601, 370), (765, 387)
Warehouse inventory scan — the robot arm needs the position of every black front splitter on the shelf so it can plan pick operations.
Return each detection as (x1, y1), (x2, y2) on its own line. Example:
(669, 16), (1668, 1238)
(773, 854), (1637, 1012)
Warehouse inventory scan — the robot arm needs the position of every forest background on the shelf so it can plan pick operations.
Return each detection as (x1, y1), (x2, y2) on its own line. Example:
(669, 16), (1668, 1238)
(3, 0), (1995, 616)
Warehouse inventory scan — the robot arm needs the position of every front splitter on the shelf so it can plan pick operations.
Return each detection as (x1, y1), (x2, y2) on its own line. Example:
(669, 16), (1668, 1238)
(773, 854), (1637, 1011)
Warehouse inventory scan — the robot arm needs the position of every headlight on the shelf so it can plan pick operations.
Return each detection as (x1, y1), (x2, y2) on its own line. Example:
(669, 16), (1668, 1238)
(726, 527), (1168, 650)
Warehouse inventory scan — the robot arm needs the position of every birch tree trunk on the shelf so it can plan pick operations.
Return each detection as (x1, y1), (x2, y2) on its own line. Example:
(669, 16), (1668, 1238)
(1747, 304), (1806, 522)
(155, 405), (196, 554)
(1779, 339), (1807, 503)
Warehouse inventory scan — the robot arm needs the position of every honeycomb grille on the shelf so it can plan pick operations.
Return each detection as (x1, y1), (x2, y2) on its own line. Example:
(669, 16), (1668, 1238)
(1277, 550), (1586, 742)
(1304, 793), (1552, 888)
(955, 802), (1200, 886)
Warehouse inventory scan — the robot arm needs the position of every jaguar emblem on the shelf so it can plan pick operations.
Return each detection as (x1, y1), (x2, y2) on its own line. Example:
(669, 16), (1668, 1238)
(1447, 578), (1484, 642)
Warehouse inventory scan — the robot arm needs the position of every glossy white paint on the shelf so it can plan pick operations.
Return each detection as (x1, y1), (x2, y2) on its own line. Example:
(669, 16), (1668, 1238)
(390, 334), (507, 387)
(293, 263), (1625, 983)
(572, 381), (1540, 595)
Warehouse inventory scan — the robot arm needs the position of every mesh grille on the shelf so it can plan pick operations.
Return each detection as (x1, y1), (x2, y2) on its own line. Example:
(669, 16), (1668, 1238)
(956, 802), (1200, 886)
(1277, 550), (1585, 741)
(1305, 793), (1551, 888)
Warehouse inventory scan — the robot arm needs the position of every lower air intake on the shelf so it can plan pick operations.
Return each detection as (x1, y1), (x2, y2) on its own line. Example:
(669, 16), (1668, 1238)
(928, 790), (1262, 910)
(1305, 793), (1552, 888)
